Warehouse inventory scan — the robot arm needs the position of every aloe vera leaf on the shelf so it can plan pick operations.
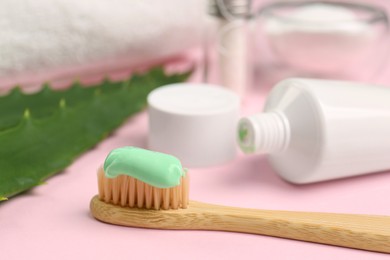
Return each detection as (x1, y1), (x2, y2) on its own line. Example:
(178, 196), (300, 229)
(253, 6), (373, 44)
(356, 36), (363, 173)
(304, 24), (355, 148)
(0, 67), (188, 131)
(0, 68), (191, 199)
(0, 78), (125, 131)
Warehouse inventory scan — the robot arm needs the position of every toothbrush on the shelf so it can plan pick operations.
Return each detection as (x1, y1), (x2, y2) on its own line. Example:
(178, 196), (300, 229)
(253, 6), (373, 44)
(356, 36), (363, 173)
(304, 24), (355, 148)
(90, 148), (390, 253)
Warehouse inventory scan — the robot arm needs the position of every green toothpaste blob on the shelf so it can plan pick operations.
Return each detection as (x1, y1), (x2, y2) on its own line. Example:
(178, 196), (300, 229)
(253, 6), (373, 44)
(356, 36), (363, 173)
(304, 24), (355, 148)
(103, 146), (185, 188)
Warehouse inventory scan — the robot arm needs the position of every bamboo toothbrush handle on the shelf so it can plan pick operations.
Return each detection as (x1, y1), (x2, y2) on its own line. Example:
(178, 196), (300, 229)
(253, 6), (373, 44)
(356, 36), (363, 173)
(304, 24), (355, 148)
(90, 197), (390, 253)
(188, 201), (390, 253)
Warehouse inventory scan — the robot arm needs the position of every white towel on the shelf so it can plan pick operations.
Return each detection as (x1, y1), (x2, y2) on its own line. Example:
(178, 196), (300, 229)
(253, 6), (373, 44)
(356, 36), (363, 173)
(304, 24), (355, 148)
(0, 0), (205, 86)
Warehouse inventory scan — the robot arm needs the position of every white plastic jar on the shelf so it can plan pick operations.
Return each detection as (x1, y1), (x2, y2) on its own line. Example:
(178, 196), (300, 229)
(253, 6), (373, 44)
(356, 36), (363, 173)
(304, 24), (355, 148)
(238, 78), (390, 183)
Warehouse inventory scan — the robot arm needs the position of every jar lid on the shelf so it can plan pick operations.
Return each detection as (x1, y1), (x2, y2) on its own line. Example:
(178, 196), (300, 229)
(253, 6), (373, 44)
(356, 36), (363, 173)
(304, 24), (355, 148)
(147, 83), (240, 167)
(208, 0), (252, 19)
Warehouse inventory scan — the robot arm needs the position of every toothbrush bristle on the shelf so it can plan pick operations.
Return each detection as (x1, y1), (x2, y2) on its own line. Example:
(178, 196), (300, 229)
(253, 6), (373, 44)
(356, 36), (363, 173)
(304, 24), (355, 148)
(97, 167), (189, 210)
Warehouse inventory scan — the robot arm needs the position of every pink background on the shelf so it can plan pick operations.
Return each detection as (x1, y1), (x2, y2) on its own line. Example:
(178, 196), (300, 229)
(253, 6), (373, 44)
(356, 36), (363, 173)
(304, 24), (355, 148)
(2, 73), (390, 259)
(3, 0), (390, 257)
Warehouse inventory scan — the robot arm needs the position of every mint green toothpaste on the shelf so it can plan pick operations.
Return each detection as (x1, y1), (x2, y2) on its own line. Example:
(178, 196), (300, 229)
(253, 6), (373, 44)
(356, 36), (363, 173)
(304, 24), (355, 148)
(103, 146), (185, 188)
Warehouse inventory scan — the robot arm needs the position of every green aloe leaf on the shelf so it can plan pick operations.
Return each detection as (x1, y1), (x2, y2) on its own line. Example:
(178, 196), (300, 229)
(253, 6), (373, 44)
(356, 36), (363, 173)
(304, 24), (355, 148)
(0, 67), (191, 200)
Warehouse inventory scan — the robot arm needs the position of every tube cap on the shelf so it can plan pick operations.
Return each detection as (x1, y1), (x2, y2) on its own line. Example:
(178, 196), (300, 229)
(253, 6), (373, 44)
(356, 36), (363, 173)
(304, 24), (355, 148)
(238, 112), (290, 154)
(147, 83), (240, 167)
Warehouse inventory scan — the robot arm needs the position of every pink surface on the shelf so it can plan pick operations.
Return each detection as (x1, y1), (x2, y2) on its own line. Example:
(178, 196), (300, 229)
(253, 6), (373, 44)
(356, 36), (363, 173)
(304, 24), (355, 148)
(2, 84), (390, 259)
(3, 1), (390, 252)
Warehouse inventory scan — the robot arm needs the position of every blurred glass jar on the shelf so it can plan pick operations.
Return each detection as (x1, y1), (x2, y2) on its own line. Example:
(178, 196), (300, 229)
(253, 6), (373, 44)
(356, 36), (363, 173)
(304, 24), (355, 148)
(256, 1), (390, 83)
(204, 0), (252, 97)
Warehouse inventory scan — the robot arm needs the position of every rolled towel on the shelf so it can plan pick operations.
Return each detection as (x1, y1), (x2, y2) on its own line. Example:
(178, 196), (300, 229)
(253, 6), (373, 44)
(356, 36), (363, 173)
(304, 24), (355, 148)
(0, 0), (205, 87)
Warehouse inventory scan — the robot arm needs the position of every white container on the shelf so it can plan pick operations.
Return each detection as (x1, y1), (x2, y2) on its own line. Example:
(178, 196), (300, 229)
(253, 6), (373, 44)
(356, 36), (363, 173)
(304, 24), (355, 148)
(238, 78), (390, 183)
(148, 83), (240, 167)
(204, 0), (251, 97)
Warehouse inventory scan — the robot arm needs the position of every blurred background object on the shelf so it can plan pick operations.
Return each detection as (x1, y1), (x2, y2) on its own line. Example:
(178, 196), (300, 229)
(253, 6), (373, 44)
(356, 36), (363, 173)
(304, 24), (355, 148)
(254, 0), (389, 86)
(203, 0), (252, 97)
(0, 0), (206, 89)
(1, 0), (389, 92)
